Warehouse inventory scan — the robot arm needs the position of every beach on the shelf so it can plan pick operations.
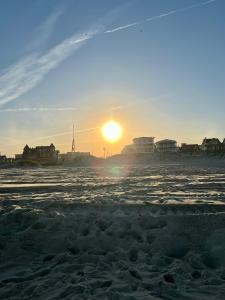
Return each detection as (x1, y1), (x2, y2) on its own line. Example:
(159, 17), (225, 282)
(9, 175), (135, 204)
(1, 163), (225, 299)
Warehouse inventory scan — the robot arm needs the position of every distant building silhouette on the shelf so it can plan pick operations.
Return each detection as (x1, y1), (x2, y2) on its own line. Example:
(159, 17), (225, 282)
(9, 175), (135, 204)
(22, 144), (60, 163)
(0, 155), (7, 163)
(122, 137), (155, 154)
(201, 138), (223, 153)
(15, 154), (23, 160)
(180, 143), (200, 154)
(156, 139), (177, 153)
(60, 151), (91, 162)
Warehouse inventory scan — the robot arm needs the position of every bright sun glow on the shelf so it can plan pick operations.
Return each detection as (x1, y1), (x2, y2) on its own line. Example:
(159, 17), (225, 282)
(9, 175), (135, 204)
(101, 121), (122, 143)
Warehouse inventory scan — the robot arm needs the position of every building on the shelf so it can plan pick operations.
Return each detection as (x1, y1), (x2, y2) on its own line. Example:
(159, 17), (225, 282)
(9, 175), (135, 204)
(180, 143), (200, 154)
(201, 138), (223, 153)
(61, 151), (91, 162)
(0, 155), (7, 163)
(156, 139), (177, 153)
(122, 137), (155, 154)
(222, 139), (225, 152)
(22, 144), (60, 163)
(15, 154), (23, 160)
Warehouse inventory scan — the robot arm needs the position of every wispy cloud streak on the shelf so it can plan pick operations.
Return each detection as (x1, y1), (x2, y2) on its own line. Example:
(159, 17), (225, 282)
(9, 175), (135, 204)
(0, 107), (78, 113)
(105, 22), (139, 33)
(105, 0), (216, 33)
(32, 127), (99, 141)
(27, 8), (63, 51)
(0, 28), (99, 106)
(104, 11), (176, 33)
(0, 127), (99, 149)
(0, 0), (216, 107)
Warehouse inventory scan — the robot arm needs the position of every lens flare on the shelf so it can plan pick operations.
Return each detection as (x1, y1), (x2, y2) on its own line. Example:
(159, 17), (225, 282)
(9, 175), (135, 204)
(101, 120), (122, 143)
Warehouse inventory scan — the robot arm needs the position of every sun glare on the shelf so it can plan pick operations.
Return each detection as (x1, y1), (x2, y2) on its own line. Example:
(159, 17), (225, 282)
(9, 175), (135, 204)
(102, 120), (122, 143)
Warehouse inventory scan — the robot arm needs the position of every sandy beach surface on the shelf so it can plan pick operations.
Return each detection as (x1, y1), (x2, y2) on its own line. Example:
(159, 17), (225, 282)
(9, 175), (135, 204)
(1, 163), (225, 299)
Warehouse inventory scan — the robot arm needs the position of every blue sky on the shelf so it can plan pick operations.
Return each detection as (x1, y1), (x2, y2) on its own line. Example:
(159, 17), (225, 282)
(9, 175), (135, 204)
(0, 0), (224, 156)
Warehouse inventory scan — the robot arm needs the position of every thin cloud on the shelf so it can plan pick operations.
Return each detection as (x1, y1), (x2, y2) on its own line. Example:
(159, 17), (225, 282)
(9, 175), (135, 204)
(0, 28), (99, 106)
(0, 127), (99, 149)
(104, 11), (177, 33)
(177, 0), (216, 12)
(105, 22), (138, 33)
(0, 107), (78, 113)
(31, 127), (99, 141)
(105, 0), (216, 34)
(0, 0), (216, 107)
(27, 8), (63, 51)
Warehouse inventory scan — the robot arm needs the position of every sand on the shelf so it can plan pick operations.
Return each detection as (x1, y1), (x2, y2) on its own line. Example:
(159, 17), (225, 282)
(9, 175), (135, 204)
(1, 164), (225, 299)
(1, 203), (225, 299)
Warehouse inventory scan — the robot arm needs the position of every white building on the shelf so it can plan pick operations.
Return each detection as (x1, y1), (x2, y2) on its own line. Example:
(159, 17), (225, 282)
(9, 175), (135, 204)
(122, 137), (155, 154)
(156, 139), (177, 153)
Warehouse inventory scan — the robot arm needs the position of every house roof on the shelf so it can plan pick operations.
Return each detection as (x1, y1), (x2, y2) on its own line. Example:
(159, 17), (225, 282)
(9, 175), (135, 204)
(133, 137), (154, 141)
(156, 139), (176, 144)
(133, 137), (155, 144)
(202, 138), (221, 144)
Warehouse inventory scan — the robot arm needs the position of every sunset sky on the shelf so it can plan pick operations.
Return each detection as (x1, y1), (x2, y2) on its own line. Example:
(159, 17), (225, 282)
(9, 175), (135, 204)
(0, 0), (224, 157)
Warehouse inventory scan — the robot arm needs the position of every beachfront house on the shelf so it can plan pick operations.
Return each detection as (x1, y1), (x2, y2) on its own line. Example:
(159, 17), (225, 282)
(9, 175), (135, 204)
(122, 137), (155, 154)
(156, 139), (177, 153)
(180, 143), (200, 154)
(201, 138), (223, 153)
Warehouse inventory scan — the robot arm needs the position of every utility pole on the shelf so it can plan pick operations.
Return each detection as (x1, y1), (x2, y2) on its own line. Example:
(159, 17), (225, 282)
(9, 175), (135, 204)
(71, 124), (75, 152)
(103, 147), (106, 159)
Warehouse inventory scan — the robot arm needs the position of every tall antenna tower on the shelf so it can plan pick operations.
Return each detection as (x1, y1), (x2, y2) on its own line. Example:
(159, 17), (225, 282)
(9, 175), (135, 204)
(71, 124), (75, 152)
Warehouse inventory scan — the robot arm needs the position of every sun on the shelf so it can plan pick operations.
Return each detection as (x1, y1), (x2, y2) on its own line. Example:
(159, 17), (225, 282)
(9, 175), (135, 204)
(101, 120), (122, 143)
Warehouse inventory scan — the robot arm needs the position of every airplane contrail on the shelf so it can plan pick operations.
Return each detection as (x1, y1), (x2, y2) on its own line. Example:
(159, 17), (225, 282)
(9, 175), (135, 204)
(0, 29), (98, 106)
(0, 107), (78, 113)
(105, 0), (216, 34)
(32, 127), (99, 141)
(0, 127), (100, 149)
(26, 7), (63, 51)
(0, 0), (217, 107)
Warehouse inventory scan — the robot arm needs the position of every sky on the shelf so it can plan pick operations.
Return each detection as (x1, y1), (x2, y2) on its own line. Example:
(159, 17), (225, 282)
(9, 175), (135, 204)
(0, 0), (224, 157)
